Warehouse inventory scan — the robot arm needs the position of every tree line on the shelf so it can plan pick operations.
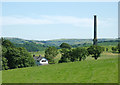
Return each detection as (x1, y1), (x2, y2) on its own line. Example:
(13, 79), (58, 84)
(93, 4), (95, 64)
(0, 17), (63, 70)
(44, 43), (105, 64)
(111, 44), (120, 53)
(14, 42), (47, 52)
(1, 38), (35, 70)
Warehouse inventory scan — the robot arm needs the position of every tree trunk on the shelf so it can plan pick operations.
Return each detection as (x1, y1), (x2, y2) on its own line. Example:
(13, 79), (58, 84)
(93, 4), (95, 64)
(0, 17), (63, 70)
(79, 57), (82, 61)
(94, 57), (97, 60)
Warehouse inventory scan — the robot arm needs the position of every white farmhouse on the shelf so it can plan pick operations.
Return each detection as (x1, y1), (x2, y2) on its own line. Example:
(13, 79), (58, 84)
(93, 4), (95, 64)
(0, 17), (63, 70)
(33, 55), (48, 65)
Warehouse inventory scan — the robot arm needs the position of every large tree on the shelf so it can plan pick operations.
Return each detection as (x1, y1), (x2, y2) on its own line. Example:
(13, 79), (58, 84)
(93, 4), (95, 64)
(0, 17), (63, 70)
(60, 43), (72, 49)
(59, 48), (70, 63)
(70, 47), (88, 62)
(1, 38), (35, 70)
(45, 46), (58, 64)
(87, 45), (104, 60)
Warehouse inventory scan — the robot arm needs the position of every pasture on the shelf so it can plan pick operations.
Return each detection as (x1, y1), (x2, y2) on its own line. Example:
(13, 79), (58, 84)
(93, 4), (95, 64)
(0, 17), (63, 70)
(2, 52), (118, 83)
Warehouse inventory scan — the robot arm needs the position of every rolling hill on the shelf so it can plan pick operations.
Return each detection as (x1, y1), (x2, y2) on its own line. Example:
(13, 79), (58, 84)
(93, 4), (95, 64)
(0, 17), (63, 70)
(3, 37), (118, 52)
(4, 37), (118, 46)
(2, 52), (118, 83)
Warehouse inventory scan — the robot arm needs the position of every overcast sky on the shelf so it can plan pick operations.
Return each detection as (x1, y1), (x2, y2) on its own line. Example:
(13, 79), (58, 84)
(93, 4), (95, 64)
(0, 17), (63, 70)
(2, 2), (118, 40)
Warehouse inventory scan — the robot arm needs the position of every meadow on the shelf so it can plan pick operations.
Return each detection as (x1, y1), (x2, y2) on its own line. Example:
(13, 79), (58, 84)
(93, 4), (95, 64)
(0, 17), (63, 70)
(2, 52), (118, 83)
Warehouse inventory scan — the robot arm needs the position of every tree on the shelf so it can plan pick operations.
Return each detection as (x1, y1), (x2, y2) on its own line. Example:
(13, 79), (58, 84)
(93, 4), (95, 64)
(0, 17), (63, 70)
(2, 46), (9, 70)
(112, 47), (117, 52)
(117, 42), (120, 53)
(106, 48), (108, 51)
(59, 48), (70, 63)
(1, 38), (35, 69)
(87, 45), (104, 60)
(59, 47), (88, 63)
(45, 46), (58, 64)
(2, 57), (9, 70)
(60, 43), (72, 49)
(17, 47), (35, 67)
(1, 38), (14, 48)
(70, 47), (88, 61)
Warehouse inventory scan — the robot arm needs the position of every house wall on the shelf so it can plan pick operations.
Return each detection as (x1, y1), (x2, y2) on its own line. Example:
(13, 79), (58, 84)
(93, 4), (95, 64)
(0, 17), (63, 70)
(40, 58), (48, 65)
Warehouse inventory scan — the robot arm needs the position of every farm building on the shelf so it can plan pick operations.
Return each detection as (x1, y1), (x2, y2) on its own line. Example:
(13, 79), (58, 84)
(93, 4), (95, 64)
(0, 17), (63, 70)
(33, 55), (48, 65)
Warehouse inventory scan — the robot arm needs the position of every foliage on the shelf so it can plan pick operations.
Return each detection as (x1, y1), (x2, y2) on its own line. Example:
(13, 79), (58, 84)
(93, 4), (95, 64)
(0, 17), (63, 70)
(60, 43), (72, 49)
(111, 47), (117, 52)
(106, 48), (108, 51)
(2, 57), (9, 70)
(59, 47), (88, 63)
(1, 38), (14, 48)
(14, 42), (47, 52)
(1, 38), (35, 70)
(87, 45), (104, 60)
(70, 47), (88, 61)
(45, 46), (58, 64)
(59, 48), (70, 63)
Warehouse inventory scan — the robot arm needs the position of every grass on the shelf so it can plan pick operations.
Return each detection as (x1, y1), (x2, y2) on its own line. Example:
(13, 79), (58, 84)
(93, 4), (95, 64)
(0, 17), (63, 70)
(2, 52), (118, 83)
(0, 71), (1, 84)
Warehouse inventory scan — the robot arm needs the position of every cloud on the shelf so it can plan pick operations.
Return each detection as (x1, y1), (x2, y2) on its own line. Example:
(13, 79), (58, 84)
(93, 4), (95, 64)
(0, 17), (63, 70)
(2, 15), (116, 28)
(2, 16), (54, 25)
(41, 15), (93, 27)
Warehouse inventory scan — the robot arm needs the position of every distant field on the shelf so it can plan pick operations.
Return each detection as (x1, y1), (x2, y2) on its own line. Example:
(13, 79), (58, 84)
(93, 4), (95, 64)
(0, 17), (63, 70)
(0, 71), (1, 84)
(2, 52), (118, 83)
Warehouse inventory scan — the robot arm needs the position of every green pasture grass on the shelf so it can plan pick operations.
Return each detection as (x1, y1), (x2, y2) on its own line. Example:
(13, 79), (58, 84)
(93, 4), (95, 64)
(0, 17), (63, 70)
(2, 52), (118, 83)
(0, 71), (2, 84)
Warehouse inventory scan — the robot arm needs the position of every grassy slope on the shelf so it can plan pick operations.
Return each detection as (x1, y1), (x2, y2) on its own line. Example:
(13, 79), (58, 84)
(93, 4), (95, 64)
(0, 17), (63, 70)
(2, 52), (118, 83)
(0, 71), (1, 84)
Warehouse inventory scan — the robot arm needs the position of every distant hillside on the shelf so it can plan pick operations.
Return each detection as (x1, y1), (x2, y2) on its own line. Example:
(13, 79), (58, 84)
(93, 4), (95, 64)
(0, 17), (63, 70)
(5, 37), (118, 46)
(3, 37), (119, 52)
(5, 37), (44, 44)
(5, 37), (93, 45)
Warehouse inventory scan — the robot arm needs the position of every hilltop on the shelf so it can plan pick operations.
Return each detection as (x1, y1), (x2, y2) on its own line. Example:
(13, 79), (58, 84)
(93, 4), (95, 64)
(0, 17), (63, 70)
(3, 37), (118, 52)
(4, 37), (118, 46)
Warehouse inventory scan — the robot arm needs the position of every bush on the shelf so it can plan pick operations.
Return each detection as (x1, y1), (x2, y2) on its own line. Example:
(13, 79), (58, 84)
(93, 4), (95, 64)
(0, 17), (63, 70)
(45, 46), (58, 64)
(60, 43), (72, 49)
(59, 47), (88, 63)
(112, 47), (117, 52)
(106, 48), (108, 51)
(87, 45), (104, 60)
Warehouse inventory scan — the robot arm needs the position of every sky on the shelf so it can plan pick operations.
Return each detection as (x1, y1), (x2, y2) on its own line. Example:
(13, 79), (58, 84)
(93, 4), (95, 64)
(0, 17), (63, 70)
(2, 2), (118, 40)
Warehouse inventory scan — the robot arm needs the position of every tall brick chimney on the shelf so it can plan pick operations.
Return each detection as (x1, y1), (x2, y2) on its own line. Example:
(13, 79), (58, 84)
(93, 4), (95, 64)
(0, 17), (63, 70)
(93, 15), (97, 45)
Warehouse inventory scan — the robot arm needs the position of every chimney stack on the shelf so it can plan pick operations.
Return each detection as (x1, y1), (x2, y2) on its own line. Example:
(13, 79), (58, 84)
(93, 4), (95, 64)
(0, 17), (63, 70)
(93, 15), (97, 45)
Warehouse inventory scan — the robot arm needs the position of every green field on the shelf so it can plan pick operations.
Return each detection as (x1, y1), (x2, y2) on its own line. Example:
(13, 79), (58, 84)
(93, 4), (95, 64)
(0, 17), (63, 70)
(2, 52), (118, 83)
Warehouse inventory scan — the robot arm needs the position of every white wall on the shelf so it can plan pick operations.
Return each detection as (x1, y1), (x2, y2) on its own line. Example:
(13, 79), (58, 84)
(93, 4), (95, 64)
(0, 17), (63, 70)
(40, 58), (48, 65)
